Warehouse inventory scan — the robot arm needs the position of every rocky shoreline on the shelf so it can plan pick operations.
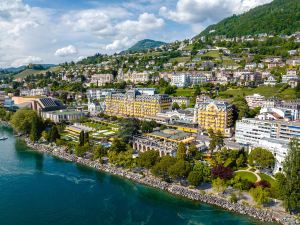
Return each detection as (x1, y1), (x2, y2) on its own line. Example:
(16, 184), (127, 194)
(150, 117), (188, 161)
(23, 139), (299, 225)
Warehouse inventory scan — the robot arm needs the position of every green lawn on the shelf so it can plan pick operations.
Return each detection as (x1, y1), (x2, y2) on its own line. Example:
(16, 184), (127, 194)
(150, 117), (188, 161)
(258, 173), (276, 187)
(235, 171), (258, 183)
(174, 88), (195, 97)
(219, 85), (297, 100)
(170, 57), (191, 63)
(203, 50), (220, 58)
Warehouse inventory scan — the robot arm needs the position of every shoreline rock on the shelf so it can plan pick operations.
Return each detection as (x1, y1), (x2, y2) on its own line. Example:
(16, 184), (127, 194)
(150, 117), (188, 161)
(23, 139), (299, 225)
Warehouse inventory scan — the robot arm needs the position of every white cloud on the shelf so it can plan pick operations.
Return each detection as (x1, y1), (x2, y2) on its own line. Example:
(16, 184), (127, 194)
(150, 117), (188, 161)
(105, 37), (136, 51)
(11, 56), (42, 67)
(55, 45), (78, 57)
(160, 0), (272, 24)
(115, 13), (165, 36)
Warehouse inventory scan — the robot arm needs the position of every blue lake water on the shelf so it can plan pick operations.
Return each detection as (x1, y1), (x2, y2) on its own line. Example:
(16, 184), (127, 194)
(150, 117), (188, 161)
(0, 126), (275, 225)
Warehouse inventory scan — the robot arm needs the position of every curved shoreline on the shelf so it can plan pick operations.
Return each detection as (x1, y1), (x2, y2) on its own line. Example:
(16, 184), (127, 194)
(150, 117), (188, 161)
(22, 140), (299, 225)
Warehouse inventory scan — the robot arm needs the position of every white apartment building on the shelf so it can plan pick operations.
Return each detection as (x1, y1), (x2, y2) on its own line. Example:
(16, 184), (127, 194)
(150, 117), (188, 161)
(20, 87), (50, 96)
(189, 74), (207, 85)
(171, 73), (189, 87)
(235, 118), (300, 172)
(87, 89), (118, 100)
(282, 70), (299, 83)
(245, 94), (266, 109)
(42, 109), (86, 123)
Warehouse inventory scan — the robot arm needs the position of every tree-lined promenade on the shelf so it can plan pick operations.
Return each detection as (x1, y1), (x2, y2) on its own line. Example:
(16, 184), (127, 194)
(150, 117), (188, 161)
(2, 108), (300, 223)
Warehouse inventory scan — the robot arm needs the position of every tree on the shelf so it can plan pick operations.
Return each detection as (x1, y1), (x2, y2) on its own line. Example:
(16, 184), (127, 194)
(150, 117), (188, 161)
(231, 96), (250, 121)
(79, 131), (85, 146)
(193, 162), (211, 182)
(151, 156), (176, 181)
(48, 126), (60, 142)
(119, 118), (140, 142)
(188, 171), (202, 186)
(187, 144), (198, 160)
(212, 164), (233, 181)
(164, 85), (176, 95)
(110, 138), (127, 153)
(177, 142), (187, 160)
(138, 150), (160, 169)
(212, 177), (226, 193)
(108, 150), (135, 168)
(208, 129), (224, 156)
(277, 139), (300, 213)
(248, 147), (275, 169)
(75, 143), (90, 157)
(141, 120), (157, 133)
(92, 145), (107, 160)
(11, 109), (39, 134)
(41, 130), (49, 142)
(172, 102), (180, 110)
(168, 160), (191, 180)
(29, 116), (43, 142)
(250, 187), (270, 205)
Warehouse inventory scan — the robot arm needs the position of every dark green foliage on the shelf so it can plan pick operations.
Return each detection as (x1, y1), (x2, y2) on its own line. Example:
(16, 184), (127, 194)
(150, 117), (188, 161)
(172, 102), (180, 110)
(151, 156), (176, 181)
(79, 131), (84, 146)
(277, 140), (300, 213)
(140, 120), (157, 133)
(164, 85), (177, 95)
(199, 0), (300, 37)
(124, 39), (166, 53)
(75, 143), (90, 157)
(29, 116), (44, 142)
(110, 138), (127, 153)
(177, 142), (187, 161)
(168, 160), (191, 180)
(48, 126), (60, 142)
(11, 109), (40, 134)
(118, 118), (140, 142)
(230, 175), (253, 191)
(92, 145), (107, 160)
(231, 96), (250, 121)
(187, 171), (202, 186)
(248, 147), (275, 169)
(138, 150), (160, 169)
(193, 162), (211, 182)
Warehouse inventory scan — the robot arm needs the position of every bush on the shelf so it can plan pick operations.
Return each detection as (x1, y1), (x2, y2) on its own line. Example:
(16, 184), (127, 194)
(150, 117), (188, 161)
(230, 193), (238, 203)
(187, 171), (202, 186)
(250, 187), (270, 205)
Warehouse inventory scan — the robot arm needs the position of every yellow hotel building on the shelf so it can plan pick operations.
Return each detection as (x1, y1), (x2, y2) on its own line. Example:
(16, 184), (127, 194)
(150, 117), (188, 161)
(104, 90), (172, 118)
(195, 99), (234, 137)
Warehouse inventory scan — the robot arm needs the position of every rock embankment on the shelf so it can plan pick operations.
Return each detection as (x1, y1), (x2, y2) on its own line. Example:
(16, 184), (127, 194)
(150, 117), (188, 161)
(25, 140), (299, 225)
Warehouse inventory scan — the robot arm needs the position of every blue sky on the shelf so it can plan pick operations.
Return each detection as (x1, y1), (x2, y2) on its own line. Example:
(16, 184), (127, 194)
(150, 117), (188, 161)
(0, 0), (272, 67)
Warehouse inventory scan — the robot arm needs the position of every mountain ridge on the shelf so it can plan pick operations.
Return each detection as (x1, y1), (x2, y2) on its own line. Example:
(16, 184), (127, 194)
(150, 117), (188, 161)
(197, 0), (300, 38)
(122, 39), (167, 54)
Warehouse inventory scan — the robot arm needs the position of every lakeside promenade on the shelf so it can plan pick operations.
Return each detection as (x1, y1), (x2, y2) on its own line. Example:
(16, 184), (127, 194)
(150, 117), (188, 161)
(23, 139), (299, 225)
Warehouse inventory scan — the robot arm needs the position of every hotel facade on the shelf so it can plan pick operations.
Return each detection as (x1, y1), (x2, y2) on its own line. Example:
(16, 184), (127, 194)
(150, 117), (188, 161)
(104, 90), (172, 118)
(194, 99), (234, 137)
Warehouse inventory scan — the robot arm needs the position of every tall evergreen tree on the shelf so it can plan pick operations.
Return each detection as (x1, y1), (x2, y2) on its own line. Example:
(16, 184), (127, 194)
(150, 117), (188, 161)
(279, 139), (300, 213)
(79, 131), (84, 146)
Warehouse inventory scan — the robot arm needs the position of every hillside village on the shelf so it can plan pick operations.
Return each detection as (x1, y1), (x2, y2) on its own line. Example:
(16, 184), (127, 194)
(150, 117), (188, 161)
(0, 20), (300, 219)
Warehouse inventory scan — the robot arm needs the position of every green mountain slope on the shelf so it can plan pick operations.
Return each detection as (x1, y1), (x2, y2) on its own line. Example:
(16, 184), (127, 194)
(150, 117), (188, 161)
(198, 0), (300, 38)
(124, 39), (166, 53)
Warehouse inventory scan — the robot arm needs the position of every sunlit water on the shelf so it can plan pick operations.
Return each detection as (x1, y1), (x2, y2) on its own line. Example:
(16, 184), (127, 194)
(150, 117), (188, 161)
(0, 126), (276, 225)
